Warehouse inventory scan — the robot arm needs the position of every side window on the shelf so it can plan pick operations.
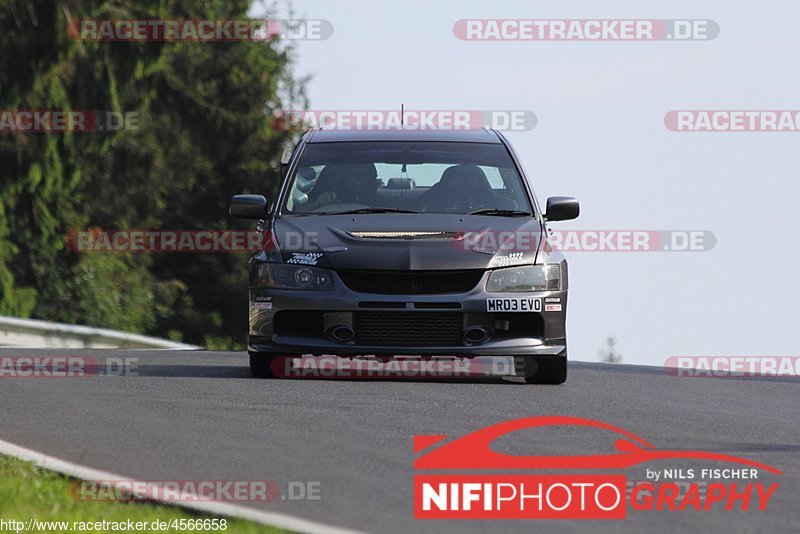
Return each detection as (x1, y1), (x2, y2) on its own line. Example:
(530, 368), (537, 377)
(286, 165), (323, 210)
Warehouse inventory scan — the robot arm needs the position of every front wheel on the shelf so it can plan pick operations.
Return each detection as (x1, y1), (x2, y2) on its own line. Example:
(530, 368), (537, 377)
(522, 355), (568, 384)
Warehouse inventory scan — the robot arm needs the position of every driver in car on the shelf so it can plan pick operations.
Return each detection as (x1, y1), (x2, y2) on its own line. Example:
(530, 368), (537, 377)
(306, 163), (379, 210)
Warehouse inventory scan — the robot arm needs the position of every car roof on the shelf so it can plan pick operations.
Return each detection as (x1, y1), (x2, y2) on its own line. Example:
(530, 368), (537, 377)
(305, 128), (503, 144)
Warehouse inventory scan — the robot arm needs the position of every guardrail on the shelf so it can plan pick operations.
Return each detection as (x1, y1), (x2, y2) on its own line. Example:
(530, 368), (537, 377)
(0, 316), (200, 350)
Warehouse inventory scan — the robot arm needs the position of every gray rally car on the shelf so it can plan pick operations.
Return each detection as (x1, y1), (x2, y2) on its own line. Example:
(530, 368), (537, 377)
(230, 128), (579, 383)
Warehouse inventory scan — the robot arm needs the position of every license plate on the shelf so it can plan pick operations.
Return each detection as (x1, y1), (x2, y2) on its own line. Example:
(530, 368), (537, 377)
(486, 298), (542, 312)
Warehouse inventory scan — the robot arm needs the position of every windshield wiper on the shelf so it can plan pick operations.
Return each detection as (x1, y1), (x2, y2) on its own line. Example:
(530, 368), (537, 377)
(327, 207), (419, 215)
(466, 209), (532, 217)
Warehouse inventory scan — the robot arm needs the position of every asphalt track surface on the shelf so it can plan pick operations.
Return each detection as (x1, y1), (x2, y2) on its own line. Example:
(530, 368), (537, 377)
(0, 349), (798, 533)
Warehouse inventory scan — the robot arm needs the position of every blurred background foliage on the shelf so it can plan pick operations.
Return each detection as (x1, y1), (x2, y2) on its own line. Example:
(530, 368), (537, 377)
(0, 0), (306, 348)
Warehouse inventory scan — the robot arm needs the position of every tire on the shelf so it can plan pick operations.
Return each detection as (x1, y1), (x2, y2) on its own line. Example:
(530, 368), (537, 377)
(249, 352), (278, 379)
(523, 355), (568, 384)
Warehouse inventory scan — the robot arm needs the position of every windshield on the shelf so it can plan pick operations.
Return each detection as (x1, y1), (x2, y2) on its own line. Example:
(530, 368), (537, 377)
(282, 141), (533, 215)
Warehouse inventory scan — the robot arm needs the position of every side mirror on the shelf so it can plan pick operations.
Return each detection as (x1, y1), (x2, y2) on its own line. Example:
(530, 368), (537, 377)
(230, 194), (268, 219)
(545, 196), (580, 222)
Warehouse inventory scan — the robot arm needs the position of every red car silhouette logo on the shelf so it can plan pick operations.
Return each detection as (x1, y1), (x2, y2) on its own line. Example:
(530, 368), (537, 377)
(414, 416), (782, 473)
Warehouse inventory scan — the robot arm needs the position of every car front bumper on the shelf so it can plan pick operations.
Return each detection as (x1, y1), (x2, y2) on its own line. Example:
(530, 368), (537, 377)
(248, 270), (567, 358)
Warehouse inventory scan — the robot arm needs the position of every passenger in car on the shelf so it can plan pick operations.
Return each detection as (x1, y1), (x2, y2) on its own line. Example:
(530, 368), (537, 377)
(417, 165), (516, 212)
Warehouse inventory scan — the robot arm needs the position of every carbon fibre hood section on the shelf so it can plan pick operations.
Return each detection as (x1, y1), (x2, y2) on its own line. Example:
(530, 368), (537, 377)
(271, 214), (544, 270)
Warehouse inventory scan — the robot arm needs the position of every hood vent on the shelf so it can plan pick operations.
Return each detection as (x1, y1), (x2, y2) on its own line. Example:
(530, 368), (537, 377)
(348, 231), (462, 240)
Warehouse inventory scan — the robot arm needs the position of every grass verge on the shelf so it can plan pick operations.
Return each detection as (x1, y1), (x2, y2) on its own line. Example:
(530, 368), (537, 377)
(0, 454), (286, 533)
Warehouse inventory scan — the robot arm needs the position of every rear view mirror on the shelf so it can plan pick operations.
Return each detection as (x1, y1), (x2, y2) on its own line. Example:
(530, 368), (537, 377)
(230, 195), (268, 219)
(545, 196), (580, 222)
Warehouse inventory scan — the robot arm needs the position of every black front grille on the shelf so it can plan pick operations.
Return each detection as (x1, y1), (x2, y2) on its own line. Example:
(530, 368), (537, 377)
(337, 270), (483, 295)
(274, 310), (323, 336)
(356, 312), (463, 346)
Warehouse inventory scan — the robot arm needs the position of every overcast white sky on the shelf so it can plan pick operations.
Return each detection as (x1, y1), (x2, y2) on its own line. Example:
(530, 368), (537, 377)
(252, 0), (798, 366)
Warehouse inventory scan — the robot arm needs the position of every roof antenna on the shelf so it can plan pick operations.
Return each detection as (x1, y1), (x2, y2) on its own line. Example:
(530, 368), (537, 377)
(401, 104), (407, 174)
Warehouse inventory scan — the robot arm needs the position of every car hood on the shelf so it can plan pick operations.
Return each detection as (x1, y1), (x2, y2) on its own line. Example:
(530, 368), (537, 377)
(271, 214), (544, 270)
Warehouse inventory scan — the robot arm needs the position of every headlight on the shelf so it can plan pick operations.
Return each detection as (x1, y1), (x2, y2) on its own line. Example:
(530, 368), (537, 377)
(255, 263), (333, 290)
(486, 264), (560, 292)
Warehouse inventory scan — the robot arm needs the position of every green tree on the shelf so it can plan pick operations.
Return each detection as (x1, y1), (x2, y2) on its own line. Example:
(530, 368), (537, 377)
(0, 0), (306, 347)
